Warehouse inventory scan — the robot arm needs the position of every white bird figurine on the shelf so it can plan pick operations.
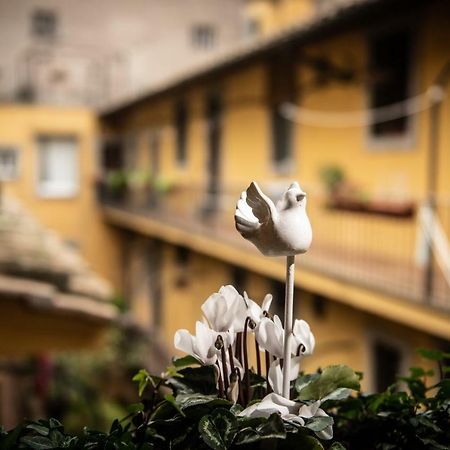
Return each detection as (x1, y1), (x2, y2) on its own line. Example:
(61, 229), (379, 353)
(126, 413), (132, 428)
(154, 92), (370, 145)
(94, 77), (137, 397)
(235, 181), (312, 257)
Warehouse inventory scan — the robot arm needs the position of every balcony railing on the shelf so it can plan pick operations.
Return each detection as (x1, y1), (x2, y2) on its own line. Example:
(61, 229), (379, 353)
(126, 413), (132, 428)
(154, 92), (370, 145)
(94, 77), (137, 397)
(96, 181), (450, 312)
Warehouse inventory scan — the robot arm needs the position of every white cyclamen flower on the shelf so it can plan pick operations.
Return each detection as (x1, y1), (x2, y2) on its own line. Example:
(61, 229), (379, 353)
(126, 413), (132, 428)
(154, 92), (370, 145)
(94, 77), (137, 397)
(293, 319), (315, 355)
(174, 321), (234, 366)
(255, 315), (285, 358)
(201, 285), (248, 332)
(240, 394), (333, 439)
(256, 316), (315, 358)
(238, 393), (303, 424)
(298, 401), (333, 440)
(243, 292), (272, 326)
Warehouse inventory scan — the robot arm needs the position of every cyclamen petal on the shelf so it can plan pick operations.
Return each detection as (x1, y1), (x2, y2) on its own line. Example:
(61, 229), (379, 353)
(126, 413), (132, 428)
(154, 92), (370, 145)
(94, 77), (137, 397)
(174, 321), (217, 366)
(255, 316), (284, 358)
(298, 401), (333, 440)
(261, 294), (273, 313)
(174, 329), (195, 355)
(292, 319), (315, 355)
(243, 292), (273, 327)
(201, 285), (246, 332)
(238, 393), (298, 419)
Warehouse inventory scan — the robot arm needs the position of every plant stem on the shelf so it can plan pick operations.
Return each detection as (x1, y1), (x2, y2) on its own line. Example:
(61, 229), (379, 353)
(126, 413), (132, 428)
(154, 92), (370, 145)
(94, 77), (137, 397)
(235, 333), (242, 364)
(221, 345), (229, 396)
(228, 345), (235, 373)
(255, 340), (262, 377)
(282, 255), (295, 399)
(216, 361), (224, 398)
(265, 350), (272, 394)
(243, 317), (251, 405)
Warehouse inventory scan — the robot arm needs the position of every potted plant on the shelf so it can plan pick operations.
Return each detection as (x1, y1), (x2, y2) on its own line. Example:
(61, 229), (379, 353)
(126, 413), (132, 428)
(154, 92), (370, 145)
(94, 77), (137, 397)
(126, 170), (152, 208)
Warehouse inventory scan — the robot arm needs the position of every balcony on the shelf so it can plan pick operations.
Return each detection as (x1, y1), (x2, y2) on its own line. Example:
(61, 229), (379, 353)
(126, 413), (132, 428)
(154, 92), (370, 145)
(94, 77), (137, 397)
(96, 180), (450, 324)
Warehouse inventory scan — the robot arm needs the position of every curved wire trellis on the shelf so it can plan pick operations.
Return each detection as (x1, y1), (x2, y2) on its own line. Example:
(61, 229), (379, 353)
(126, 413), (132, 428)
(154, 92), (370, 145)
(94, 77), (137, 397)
(279, 85), (446, 128)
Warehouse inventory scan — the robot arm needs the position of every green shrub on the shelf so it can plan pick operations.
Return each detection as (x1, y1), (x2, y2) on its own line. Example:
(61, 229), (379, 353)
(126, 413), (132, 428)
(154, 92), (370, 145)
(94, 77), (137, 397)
(1, 349), (448, 450)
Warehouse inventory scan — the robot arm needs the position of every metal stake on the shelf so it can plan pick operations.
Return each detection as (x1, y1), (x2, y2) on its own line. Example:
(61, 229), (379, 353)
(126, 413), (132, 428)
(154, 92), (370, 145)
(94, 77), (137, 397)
(282, 255), (295, 399)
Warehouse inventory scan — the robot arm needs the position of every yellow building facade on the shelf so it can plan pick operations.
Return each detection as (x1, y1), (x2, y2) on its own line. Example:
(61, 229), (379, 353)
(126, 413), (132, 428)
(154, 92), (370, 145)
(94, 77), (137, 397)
(0, 105), (122, 288)
(98, 0), (450, 392)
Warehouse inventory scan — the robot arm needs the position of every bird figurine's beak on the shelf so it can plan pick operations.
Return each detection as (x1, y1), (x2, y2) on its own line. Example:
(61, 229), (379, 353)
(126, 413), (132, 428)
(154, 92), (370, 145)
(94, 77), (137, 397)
(288, 182), (300, 190)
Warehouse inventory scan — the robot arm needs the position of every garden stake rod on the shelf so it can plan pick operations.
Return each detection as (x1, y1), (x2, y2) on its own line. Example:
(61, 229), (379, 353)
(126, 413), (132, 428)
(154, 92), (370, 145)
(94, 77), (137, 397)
(283, 255), (295, 399)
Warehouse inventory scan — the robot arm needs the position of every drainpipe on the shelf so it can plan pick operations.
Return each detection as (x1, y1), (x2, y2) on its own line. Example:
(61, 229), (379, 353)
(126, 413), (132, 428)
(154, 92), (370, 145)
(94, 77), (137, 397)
(423, 60), (450, 302)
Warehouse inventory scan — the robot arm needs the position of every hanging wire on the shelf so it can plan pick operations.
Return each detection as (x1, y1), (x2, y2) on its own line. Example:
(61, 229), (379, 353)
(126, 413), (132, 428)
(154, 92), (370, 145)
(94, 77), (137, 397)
(280, 85), (446, 128)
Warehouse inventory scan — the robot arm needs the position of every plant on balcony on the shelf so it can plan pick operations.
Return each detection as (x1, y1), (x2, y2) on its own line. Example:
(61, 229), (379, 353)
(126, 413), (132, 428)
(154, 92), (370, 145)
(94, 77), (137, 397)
(126, 170), (152, 208)
(105, 170), (128, 201)
(319, 165), (415, 218)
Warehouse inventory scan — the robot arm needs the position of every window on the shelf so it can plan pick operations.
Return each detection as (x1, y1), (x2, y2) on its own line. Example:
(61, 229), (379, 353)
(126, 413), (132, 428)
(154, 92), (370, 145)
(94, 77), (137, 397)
(373, 340), (403, 392)
(175, 245), (190, 268)
(272, 109), (292, 168)
(0, 147), (19, 180)
(268, 53), (296, 170)
(192, 25), (216, 50)
(36, 136), (78, 198)
(369, 29), (413, 139)
(175, 101), (188, 166)
(31, 9), (57, 39)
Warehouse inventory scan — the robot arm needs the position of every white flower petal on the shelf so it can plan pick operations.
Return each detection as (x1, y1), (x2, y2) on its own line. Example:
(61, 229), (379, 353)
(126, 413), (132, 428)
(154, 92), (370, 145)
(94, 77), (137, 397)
(174, 329), (194, 355)
(256, 317), (284, 358)
(268, 359), (283, 396)
(261, 294), (273, 313)
(239, 393), (298, 419)
(292, 319), (315, 355)
(298, 400), (321, 419)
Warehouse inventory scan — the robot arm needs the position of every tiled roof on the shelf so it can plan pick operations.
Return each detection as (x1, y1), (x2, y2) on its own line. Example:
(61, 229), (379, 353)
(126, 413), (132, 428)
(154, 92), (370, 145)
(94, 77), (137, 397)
(0, 198), (115, 321)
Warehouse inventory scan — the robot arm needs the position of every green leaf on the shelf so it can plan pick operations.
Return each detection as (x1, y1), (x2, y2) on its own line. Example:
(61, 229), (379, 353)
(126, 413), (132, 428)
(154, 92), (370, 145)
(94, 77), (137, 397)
(132, 369), (152, 396)
(330, 443), (347, 450)
(304, 416), (333, 432)
(26, 424), (50, 436)
(172, 355), (201, 368)
(168, 366), (217, 395)
(295, 373), (321, 393)
(417, 348), (448, 361)
(176, 394), (231, 411)
(230, 404), (243, 415)
(235, 413), (286, 445)
(321, 387), (352, 402)
(20, 436), (55, 449)
(198, 408), (238, 450)
(164, 394), (185, 417)
(198, 417), (227, 450)
(297, 365), (360, 401)
(150, 400), (179, 421)
(127, 402), (144, 413)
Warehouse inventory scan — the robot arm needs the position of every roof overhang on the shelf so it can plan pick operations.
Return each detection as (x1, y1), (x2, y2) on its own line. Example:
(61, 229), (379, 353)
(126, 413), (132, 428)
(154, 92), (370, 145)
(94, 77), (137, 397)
(100, 0), (425, 119)
(0, 275), (117, 356)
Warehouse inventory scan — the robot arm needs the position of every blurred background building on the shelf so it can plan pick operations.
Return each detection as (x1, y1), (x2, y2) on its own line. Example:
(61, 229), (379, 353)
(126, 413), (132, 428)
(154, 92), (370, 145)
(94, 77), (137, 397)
(0, 0), (245, 107)
(0, 0), (449, 430)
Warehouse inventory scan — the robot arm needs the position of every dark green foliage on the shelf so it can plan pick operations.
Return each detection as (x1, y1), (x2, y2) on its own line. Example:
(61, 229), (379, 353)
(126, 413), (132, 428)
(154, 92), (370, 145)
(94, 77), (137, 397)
(2, 350), (448, 450)
(331, 349), (450, 450)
